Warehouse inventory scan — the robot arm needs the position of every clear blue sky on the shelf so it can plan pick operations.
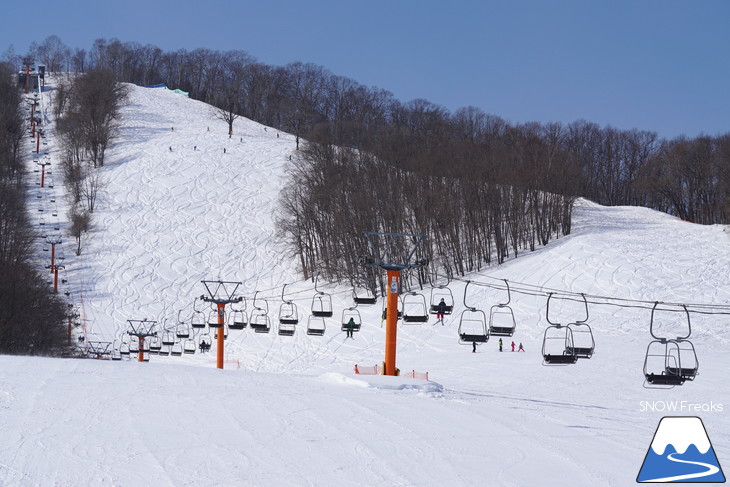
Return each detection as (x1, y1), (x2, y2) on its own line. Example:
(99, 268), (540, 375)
(2, 0), (728, 139)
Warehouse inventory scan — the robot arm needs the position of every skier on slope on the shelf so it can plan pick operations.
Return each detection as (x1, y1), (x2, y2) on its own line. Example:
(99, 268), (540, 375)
(518, 342), (525, 352)
(498, 338), (503, 352)
(511, 341), (516, 352)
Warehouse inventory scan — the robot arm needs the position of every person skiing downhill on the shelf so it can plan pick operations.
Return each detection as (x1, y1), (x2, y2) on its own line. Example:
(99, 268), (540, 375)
(511, 341), (516, 352)
(518, 342), (525, 352)
(498, 338), (503, 352)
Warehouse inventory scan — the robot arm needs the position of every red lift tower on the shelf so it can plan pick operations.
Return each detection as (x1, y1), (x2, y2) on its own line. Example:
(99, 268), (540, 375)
(127, 319), (158, 363)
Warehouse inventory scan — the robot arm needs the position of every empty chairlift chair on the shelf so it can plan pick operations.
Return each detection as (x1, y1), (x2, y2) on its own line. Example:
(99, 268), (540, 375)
(644, 303), (698, 387)
(148, 335), (163, 354)
(402, 292), (429, 323)
(278, 284), (298, 336)
(488, 280), (517, 337)
(249, 291), (271, 333)
(306, 315), (326, 336)
(183, 338), (197, 354)
(311, 275), (333, 318)
(542, 293), (580, 365)
(352, 282), (377, 306)
(458, 281), (489, 344)
(170, 342), (183, 356)
(191, 299), (206, 329)
(229, 298), (248, 330)
(176, 310), (191, 338)
(207, 308), (223, 329)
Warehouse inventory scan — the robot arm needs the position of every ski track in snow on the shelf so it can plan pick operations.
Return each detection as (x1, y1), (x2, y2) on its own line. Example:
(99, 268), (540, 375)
(6, 78), (729, 486)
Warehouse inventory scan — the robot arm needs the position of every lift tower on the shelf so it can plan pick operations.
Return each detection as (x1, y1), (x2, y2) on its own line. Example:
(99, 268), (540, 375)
(363, 232), (427, 376)
(200, 280), (243, 369)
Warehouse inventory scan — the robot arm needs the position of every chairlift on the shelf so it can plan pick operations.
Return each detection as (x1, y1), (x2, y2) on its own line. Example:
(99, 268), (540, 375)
(278, 321), (296, 336)
(170, 342), (183, 356)
(119, 343), (131, 356)
(191, 299), (206, 328)
(278, 284), (299, 325)
(229, 298), (248, 330)
(161, 331), (175, 346)
(176, 322), (191, 338)
(311, 274), (333, 317)
(183, 338), (197, 354)
(353, 281), (377, 305)
(149, 335), (162, 353)
(306, 315), (326, 336)
(488, 280), (517, 337)
(111, 348), (122, 361)
(429, 284), (454, 316)
(458, 281), (489, 344)
(402, 292), (429, 323)
(643, 303), (698, 387)
(207, 308), (223, 329)
(542, 293), (579, 365)
(199, 333), (212, 351)
(158, 345), (170, 356)
(341, 306), (362, 333)
(129, 336), (140, 353)
(566, 294), (594, 359)
(249, 291), (271, 333)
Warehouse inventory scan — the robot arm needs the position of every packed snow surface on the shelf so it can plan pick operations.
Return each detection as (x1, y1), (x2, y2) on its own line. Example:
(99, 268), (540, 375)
(3, 80), (729, 486)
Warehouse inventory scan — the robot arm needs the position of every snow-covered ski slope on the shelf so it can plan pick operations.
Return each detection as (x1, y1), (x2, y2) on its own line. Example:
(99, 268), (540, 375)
(3, 80), (729, 486)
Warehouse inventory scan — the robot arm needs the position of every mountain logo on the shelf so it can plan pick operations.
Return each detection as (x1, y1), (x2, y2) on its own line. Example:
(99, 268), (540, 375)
(637, 416), (725, 483)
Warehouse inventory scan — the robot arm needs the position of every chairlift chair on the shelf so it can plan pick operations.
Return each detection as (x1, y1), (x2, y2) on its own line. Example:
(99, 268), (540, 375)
(158, 345), (170, 356)
(170, 342), (183, 356)
(249, 292), (271, 333)
(229, 309), (248, 330)
(199, 333), (212, 351)
(207, 309), (223, 329)
(306, 315), (326, 336)
(429, 285), (454, 315)
(542, 293), (582, 365)
(110, 348), (122, 361)
(183, 339), (197, 354)
(353, 284), (377, 305)
(457, 282), (489, 344)
(402, 292), (429, 323)
(643, 303), (698, 387)
(129, 336), (140, 353)
(190, 298), (206, 328)
(149, 335), (162, 353)
(191, 310), (206, 329)
(311, 275), (334, 317)
(278, 321), (296, 336)
(488, 280), (517, 337)
(161, 331), (175, 346)
(279, 284), (299, 326)
(119, 343), (131, 356)
(341, 307), (362, 333)
(176, 322), (191, 338)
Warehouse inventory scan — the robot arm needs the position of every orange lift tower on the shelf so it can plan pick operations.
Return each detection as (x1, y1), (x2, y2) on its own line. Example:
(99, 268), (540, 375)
(200, 280), (243, 369)
(127, 319), (158, 363)
(363, 232), (428, 376)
